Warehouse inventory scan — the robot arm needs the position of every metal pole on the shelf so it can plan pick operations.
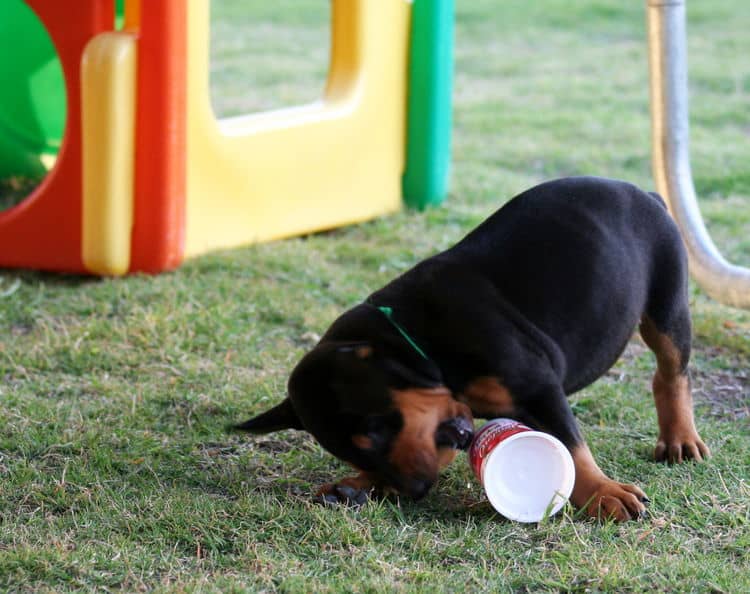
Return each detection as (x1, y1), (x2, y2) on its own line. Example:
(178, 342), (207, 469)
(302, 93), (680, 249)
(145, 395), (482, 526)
(647, 0), (750, 308)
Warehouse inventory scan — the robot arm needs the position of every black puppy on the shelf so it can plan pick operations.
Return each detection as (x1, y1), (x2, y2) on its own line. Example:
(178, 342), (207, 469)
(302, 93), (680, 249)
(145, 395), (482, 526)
(236, 176), (709, 521)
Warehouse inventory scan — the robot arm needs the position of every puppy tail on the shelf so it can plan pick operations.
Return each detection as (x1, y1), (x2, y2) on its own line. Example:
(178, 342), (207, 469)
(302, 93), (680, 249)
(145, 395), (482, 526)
(229, 398), (303, 434)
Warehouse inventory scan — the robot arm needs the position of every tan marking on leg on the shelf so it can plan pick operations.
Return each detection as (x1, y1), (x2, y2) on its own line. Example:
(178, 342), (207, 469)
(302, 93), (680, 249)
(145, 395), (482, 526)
(570, 443), (647, 522)
(640, 317), (710, 463)
(458, 376), (515, 417)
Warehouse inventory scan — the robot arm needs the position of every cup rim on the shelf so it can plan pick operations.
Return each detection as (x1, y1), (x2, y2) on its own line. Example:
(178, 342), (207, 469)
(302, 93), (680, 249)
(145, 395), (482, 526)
(481, 430), (575, 522)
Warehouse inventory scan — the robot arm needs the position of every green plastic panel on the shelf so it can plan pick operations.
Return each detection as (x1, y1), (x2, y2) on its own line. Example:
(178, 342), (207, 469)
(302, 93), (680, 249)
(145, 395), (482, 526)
(402, 0), (454, 209)
(0, 0), (124, 178)
(0, 0), (66, 177)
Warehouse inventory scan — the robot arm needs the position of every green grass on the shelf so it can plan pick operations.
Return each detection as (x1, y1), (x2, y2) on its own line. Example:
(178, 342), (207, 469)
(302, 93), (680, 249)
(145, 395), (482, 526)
(1, 0), (749, 591)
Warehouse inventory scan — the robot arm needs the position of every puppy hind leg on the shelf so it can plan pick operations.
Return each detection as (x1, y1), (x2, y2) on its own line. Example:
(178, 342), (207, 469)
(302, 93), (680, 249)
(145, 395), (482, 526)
(639, 314), (710, 463)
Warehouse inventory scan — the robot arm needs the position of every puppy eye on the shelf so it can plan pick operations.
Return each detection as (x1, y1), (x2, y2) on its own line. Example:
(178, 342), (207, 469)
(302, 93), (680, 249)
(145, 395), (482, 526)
(352, 433), (377, 450)
(352, 416), (389, 450)
(351, 412), (401, 451)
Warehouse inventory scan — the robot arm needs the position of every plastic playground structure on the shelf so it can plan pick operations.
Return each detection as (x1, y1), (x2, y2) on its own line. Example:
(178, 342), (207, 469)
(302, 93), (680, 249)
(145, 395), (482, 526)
(0, 0), (748, 309)
(0, 0), (453, 276)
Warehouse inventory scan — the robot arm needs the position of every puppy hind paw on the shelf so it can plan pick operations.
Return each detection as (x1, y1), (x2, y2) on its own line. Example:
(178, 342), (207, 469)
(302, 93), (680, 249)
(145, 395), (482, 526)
(654, 433), (711, 464)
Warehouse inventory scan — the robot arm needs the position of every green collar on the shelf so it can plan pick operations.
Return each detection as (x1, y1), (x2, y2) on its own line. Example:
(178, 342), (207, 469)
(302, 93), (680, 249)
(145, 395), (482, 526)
(372, 305), (429, 360)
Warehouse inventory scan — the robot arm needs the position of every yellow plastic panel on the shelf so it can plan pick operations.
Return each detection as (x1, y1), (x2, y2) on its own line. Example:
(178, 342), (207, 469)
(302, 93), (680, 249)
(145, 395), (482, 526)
(81, 32), (137, 276)
(185, 0), (411, 257)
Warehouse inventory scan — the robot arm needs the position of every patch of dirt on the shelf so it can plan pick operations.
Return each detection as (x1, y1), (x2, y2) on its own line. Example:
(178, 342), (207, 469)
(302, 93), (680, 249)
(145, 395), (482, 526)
(692, 368), (750, 421)
(690, 341), (750, 422)
(613, 338), (749, 422)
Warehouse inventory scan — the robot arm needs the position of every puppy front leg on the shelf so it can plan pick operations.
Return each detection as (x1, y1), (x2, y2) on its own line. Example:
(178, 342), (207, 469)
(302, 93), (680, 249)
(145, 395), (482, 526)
(568, 443), (649, 521)
(518, 383), (649, 522)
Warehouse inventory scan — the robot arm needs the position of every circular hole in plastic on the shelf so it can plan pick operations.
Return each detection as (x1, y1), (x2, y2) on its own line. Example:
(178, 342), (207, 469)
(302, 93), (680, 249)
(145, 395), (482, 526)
(0, 0), (67, 212)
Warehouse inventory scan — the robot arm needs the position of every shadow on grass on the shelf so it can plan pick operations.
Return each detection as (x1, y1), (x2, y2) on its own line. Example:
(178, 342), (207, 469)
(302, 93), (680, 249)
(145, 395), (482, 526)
(0, 268), (99, 288)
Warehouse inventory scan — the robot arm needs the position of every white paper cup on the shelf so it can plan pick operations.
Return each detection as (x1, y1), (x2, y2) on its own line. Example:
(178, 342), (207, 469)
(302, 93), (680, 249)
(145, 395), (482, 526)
(469, 418), (575, 522)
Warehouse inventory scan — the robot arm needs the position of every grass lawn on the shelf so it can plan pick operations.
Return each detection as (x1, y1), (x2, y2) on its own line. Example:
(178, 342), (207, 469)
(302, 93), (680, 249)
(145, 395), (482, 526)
(1, 0), (749, 591)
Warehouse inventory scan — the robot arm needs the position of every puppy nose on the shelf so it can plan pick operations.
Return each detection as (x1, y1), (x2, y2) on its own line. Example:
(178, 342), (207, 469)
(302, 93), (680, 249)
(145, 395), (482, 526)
(453, 416), (474, 449)
(436, 416), (475, 450)
(408, 478), (434, 501)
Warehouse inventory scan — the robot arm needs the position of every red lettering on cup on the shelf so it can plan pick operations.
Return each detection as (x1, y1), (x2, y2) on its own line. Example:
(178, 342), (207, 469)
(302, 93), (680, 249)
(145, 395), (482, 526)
(469, 418), (532, 480)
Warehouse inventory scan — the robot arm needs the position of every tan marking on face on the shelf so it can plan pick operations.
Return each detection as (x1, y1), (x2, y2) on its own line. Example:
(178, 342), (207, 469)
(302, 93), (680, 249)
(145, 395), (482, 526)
(351, 434), (374, 450)
(436, 447), (458, 469)
(354, 345), (373, 359)
(458, 376), (515, 417)
(388, 387), (472, 486)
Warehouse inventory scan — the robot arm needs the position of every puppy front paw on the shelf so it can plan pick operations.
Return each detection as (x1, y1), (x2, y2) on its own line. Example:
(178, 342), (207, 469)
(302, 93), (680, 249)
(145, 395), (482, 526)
(315, 473), (376, 507)
(317, 483), (370, 507)
(575, 479), (649, 522)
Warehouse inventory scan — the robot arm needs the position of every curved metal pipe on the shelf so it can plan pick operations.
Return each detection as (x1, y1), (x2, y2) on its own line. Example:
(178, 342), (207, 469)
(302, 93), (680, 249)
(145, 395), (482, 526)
(647, 0), (750, 308)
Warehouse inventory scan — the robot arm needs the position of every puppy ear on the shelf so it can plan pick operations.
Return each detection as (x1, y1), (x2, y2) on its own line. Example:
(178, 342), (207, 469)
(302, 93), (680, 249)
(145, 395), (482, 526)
(382, 356), (443, 389)
(232, 398), (303, 434)
(335, 341), (443, 389)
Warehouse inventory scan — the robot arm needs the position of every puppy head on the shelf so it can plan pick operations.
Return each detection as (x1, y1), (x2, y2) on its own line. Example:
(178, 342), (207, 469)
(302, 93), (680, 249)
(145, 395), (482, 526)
(236, 341), (473, 500)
